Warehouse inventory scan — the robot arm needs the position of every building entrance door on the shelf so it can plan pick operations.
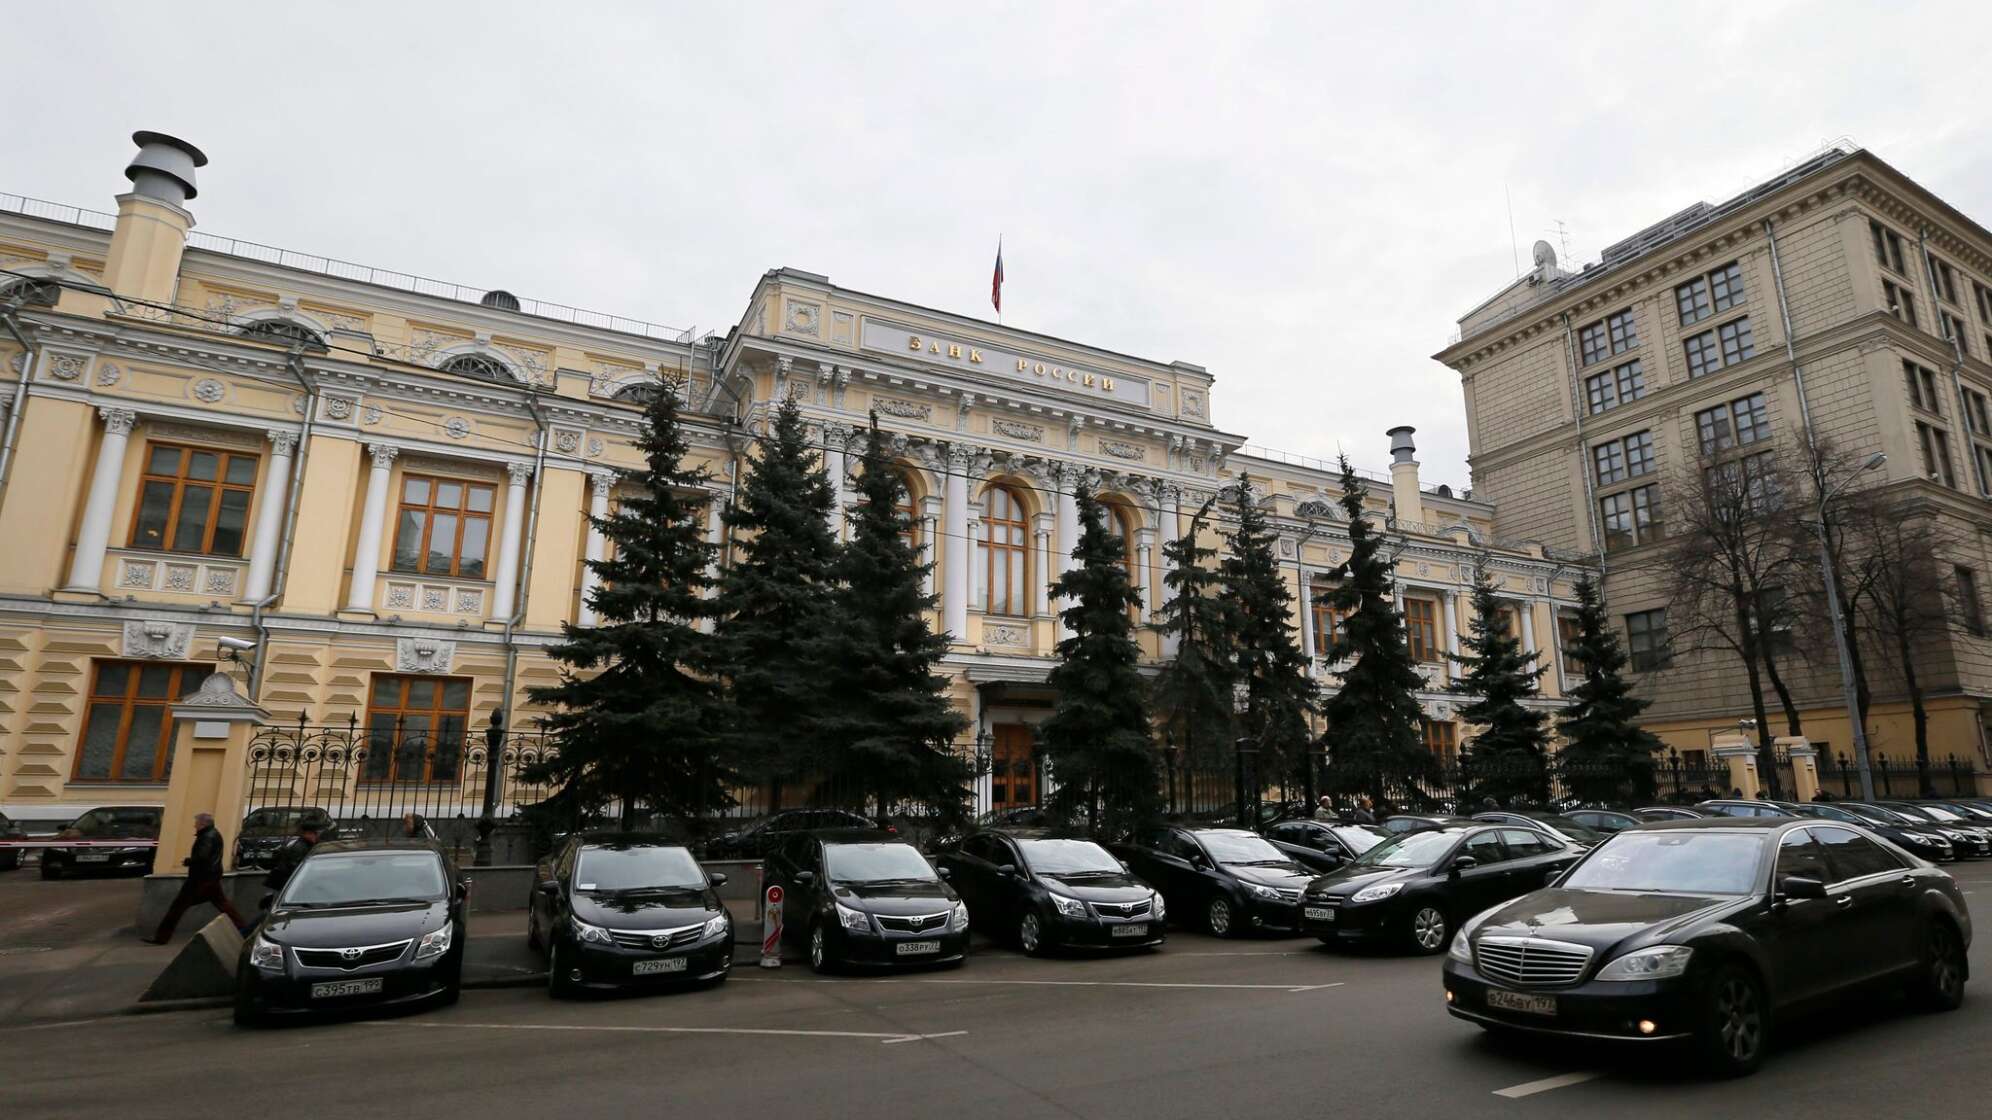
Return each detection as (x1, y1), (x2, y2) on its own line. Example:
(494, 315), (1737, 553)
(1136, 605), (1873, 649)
(991, 724), (1037, 809)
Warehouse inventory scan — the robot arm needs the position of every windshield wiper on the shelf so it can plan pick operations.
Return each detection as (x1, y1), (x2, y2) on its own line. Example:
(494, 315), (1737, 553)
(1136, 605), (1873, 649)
(849, 877), (936, 886)
(1049, 870), (1120, 878)
(1227, 859), (1292, 867)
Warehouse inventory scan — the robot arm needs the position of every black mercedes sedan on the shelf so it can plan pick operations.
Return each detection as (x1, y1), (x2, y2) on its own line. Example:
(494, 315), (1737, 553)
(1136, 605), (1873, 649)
(1303, 824), (1580, 953)
(234, 840), (467, 1026)
(1111, 826), (1315, 937)
(234, 806), (339, 869)
(529, 833), (733, 997)
(1262, 818), (1391, 872)
(1874, 802), (1992, 858)
(933, 829), (1164, 954)
(1442, 819), (1972, 1076)
(763, 829), (968, 973)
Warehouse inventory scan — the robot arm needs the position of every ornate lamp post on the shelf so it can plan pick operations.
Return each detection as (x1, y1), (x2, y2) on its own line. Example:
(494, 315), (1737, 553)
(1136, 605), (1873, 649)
(474, 708), (504, 867)
(1232, 679), (1256, 827)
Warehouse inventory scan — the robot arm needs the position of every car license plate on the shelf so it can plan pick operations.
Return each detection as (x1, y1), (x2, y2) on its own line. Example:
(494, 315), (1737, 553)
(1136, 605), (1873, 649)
(310, 978), (384, 999)
(895, 940), (941, 956)
(1110, 923), (1149, 938)
(76, 853), (110, 863)
(1304, 906), (1334, 922)
(633, 957), (689, 976)
(1486, 989), (1557, 1016)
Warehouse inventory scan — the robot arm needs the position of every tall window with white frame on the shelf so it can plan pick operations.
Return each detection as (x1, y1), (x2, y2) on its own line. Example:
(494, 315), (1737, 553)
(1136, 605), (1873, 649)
(982, 484), (1029, 617)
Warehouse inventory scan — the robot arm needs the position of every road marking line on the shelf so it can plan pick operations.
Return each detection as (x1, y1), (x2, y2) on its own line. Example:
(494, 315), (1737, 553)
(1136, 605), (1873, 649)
(1492, 1071), (1603, 1099)
(364, 1020), (966, 1045)
(794, 977), (1343, 993)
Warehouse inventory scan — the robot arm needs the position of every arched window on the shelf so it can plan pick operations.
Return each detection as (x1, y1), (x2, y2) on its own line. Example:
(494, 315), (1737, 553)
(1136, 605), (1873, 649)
(0, 276), (61, 308)
(440, 353), (515, 383)
(983, 484), (1029, 617)
(238, 318), (324, 349)
(894, 471), (920, 550)
(1107, 501), (1138, 580)
(613, 382), (661, 406)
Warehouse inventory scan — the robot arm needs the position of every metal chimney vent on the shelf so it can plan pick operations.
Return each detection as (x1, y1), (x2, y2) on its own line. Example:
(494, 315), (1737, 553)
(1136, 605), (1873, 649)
(125, 131), (208, 205)
(479, 289), (521, 311)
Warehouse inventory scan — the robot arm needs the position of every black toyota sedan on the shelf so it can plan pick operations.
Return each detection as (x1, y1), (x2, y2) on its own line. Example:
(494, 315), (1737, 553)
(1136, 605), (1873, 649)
(1262, 818), (1391, 872)
(39, 806), (161, 879)
(763, 829), (967, 973)
(1303, 824), (1580, 953)
(1111, 826), (1315, 937)
(1443, 819), (1972, 1075)
(1784, 800), (1954, 863)
(704, 809), (878, 860)
(234, 840), (467, 1026)
(235, 806), (339, 869)
(933, 830), (1164, 954)
(529, 834), (733, 996)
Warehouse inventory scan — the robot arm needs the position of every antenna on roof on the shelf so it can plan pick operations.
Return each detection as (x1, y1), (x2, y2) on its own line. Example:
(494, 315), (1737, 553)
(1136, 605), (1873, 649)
(1505, 183), (1520, 277)
(1552, 220), (1572, 265)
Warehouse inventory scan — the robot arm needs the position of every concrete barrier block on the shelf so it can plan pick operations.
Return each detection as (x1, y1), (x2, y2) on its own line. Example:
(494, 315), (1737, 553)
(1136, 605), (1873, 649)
(136, 872), (267, 934)
(140, 916), (242, 1002)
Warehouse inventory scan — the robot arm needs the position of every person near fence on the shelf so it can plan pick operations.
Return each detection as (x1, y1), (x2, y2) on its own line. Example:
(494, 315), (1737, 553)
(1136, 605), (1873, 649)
(401, 811), (435, 841)
(261, 817), (324, 908)
(1312, 796), (1336, 822)
(1351, 797), (1376, 825)
(145, 812), (249, 943)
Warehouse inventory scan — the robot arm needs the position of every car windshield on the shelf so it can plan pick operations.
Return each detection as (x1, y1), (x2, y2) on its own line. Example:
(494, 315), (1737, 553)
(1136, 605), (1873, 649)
(280, 852), (446, 907)
(825, 843), (938, 884)
(1881, 805), (1935, 822)
(1352, 829), (1458, 869)
(1195, 832), (1288, 865)
(1916, 805), (1965, 822)
(1018, 839), (1122, 876)
(1804, 804), (1859, 822)
(1329, 826), (1388, 854)
(71, 809), (161, 837)
(1843, 804), (1907, 824)
(576, 846), (706, 892)
(1561, 832), (1766, 895)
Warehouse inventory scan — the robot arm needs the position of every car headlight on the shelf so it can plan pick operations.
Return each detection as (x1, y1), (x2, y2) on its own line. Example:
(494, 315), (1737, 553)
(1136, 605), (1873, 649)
(1150, 891), (1166, 920)
(1246, 882), (1286, 901)
(700, 912), (731, 941)
(1350, 882), (1404, 904)
(416, 921), (454, 960)
(568, 916), (612, 945)
(1049, 893), (1087, 919)
(950, 901), (970, 932)
(1595, 944), (1693, 981)
(1448, 929), (1472, 963)
(249, 935), (285, 971)
(836, 903), (872, 933)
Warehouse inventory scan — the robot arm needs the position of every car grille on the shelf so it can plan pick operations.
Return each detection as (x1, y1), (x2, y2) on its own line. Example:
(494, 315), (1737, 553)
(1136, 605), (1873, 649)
(293, 940), (411, 970)
(609, 923), (705, 951)
(1262, 887), (1303, 903)
(875, 912), (951, 934)
(1089, 899), (1153, 919)
(1474, 936), (1593, 988)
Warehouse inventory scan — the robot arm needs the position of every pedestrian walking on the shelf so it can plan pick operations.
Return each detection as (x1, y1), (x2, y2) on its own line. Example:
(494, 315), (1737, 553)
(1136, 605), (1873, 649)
(145, 812), (248, 943)
(260, 815), (324, 910)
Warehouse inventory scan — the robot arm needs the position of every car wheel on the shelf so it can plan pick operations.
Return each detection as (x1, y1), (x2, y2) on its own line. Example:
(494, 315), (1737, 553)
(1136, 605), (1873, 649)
(1019, 912), (1045, 956)
(1406, 905), (1449, 955)
(1913, 921), (1967, 1012)
(39, 858), (60, 881)
(808, 924), (836, 975)
(1695, 964), (1768, 1077)
(547, 942), (577, 999)
(1206, 896), (1236, 938)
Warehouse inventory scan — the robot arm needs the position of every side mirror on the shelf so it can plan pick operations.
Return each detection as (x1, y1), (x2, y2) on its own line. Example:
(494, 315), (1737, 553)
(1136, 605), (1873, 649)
(794, 871), (816, 886)
(1543, 866), (1563, 886)
(458, 877), (473, 901)
(997, 863), (1018, 878)
(536, 880), (558, 897)
(1779, 875), (1827, 901)
(1450, 855), (1479, 877)
(937, 866), (952, 880)
(707, 871), (728, 889)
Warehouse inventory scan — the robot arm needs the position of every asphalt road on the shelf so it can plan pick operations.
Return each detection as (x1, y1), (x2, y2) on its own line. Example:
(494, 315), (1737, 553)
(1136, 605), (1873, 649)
(3, 863), (1989, 1120)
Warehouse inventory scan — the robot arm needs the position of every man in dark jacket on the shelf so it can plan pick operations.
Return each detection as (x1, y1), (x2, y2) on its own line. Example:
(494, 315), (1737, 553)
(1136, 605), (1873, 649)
(146, 812), (249, 943)
(261, 817), (324, 904)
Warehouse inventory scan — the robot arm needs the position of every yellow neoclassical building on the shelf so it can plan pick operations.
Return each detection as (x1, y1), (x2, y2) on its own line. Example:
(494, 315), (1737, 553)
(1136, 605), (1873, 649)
(0, 132), (1590, 828)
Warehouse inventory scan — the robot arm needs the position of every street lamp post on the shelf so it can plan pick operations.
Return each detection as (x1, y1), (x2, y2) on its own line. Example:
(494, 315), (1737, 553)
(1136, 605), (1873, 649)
(1231, 679), (1255, 827)
(474, 708), (505, 867)
(1812, 452), (1886, 802)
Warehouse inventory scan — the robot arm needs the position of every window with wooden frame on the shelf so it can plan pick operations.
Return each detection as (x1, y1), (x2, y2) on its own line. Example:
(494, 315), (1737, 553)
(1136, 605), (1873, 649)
(1404, 597), (1440, 662)
(1625, 609), (1670, 671)
(1556, 613), (1586, 679)
(1311, 594), (1346, 658)
(129, 443), (259, 556)
(982, 484), (1029, 617)
(74, 660), (211, 782)
(361, 674), (472, 784)
(893, 471), (921, 550)
(391, 474), (496, 579)
(1421, 719), (1458, 766)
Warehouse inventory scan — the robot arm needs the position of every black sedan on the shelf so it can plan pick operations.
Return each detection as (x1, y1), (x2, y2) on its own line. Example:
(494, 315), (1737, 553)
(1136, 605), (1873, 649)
(1262, 819), (1391, 872)
(234, 840), (467, 1026)
(1378, 813), (1476, 835)
(704, 809), (877, 860)
(1443, 819), (1971, 1075)
(1111, 826), (1315, 937)
(0, 811), (25, 871)
(1565, 809), (1642, 836)
(933, 830), (1164, 954)
(1472, 810), (1608, 848)
(1634, 806), (1709, 822)
(763, 829), (967, 973)
(1303, 824), (1580, 954)
(1875, 802), (1992, 857)
(1783, 801), (1954, 863)
(235, 806), (339, 869)
(39, 806), (161, 879)
(528, 833), (733, 996)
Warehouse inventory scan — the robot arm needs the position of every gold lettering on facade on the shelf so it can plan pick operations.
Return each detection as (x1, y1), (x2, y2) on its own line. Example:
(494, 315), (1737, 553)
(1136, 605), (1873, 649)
(929, 341), (941, 354)
(1083, 373), (1095, 387)
(1034, 363), (1046, 376)
(948, 344), (962, 359)
(909, 336), (923, 351)
(1017, 359), (1029, 372)
(1103, 377), (1115, 391)
(969, 349), (983, 363)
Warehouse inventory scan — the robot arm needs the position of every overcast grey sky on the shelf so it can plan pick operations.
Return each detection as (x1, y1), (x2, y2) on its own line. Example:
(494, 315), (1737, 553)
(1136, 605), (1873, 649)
(11, 2), (1992, 488)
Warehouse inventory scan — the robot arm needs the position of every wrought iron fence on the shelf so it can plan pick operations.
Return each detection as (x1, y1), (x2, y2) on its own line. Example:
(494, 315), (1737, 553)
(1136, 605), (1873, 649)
(1826, 752), (1984, 799)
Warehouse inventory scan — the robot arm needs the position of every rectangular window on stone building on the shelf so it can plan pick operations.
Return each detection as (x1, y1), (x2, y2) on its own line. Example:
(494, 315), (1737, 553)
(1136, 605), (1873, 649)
(1960, 387), (1988, 438)
(1710, 262), (1745, 312)
(1598, 484), (1661, 552)
(1683, 329), (1721, 378)
(1916, 421), (1957, 488)
(1624, 430), (1655, 477)
(1579, 309), (1637, 366)
(1883, 279), (1918, 328)
(1932, 259), (1961, 305)
(391, 474), (496, 580)
(1676, 276), (1711, 325)
(1732, 393), (1769, 447)
(1404, 597), (1440, 663)
(1557, 613), (1586, 679)
(1625, 609), (1670, 671)
(1941, 311), (1969, 356)
(1718, 318), (1756, 365)
(1584, 359), (1645, 415)
(1975, 445), (1992, 496)
(362, 674), (472, 784)
(74, 660), (211, 782)
(1592, 440), (1625, 485)
(1905, 361), (1942, 414)
(1871, 220), (1908, 274)
(1975, 281), (1992, 325)
(1956, 567), (1984, 637)
(129, 443), (259, 557)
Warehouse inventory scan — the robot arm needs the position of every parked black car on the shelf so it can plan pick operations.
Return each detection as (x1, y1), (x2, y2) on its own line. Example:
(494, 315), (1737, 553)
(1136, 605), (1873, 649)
(234, 806), (339, 869)
(234, 840), (467, 1026)
(1378, 813), (1476, 835)
(1443, 819), (1971, 1075)
(39, 806), (161, 880)
(1111, 825), (1315, 937)
(1565, 809), (1642, 836)
(1471, 810), (1608, 848)
(1261, 819), (1391, 872)
(1634, 806), (1709, 822)
(1303, 824), (1580, 954)
(763, 829), (967, 973)
(1873, 802), (1992, 857)
(1783, 801), (1954, 862)
(528, 833), (732, 996)
(932, 830), (1164, 954)
(704, 809), (879, 860)
(0, 811), (25, 871)
(1696, 799), (1795, 818)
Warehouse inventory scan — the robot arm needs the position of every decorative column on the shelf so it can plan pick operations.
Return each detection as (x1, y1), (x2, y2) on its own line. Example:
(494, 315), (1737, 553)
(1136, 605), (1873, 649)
(578, 470), (614, 626)
(1054, 466), (1080, 641)
(1443, 591), (1462, 659)
(344, 443), (399, 612)
(1298, 569), (1315, 660)
(1160, 484), (1183, 657)
(943, 445), (971, 641)
(1135, 529), (1157, 625)
(1518, 599), (1538, 660)
(919, 495), (942, 598)
(1032, 514), (1055, 617)
(824, 427), (847, 539)
(64, 406), (138, 592)
(489, 461), (533, 620)
(240, 429), (298, 601)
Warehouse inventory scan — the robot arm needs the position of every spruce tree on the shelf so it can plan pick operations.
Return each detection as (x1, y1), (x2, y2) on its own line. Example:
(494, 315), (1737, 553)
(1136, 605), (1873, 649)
(1555, 575), (1665, 803)
(816, 415), (971, 821)
(1220, 473), (1315, 795)
(1318, 457), (1433, 802)
(526, 380), (726, 828)
(1150, 493), (1237, 787)
(1039, 484), (1158, 837)
(711, 395), (841, 796)
(1450, 564), (1551, 806)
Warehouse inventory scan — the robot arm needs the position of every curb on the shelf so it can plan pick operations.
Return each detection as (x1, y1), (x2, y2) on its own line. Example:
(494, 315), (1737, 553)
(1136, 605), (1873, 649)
(122, 970), (550, 1016)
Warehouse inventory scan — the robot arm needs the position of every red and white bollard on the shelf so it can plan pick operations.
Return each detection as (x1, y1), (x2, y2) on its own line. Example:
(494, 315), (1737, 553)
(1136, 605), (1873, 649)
(760, 884), (783, 969)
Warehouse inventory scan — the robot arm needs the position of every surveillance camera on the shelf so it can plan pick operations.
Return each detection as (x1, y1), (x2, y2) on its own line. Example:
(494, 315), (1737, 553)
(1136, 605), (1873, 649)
(216, 636), (257, 653)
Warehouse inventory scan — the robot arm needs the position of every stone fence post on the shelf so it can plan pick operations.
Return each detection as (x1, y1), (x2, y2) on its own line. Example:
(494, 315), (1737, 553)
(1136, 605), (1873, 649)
(1779, 737), (1819, 803)
(1709, 733), (1760, 800)
(151, 672), (269, 876)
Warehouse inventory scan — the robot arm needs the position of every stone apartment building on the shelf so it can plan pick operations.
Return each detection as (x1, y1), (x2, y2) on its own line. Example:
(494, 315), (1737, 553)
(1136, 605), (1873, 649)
(1438, 147), (1992, 777)
(0, 131), (1586, 828)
